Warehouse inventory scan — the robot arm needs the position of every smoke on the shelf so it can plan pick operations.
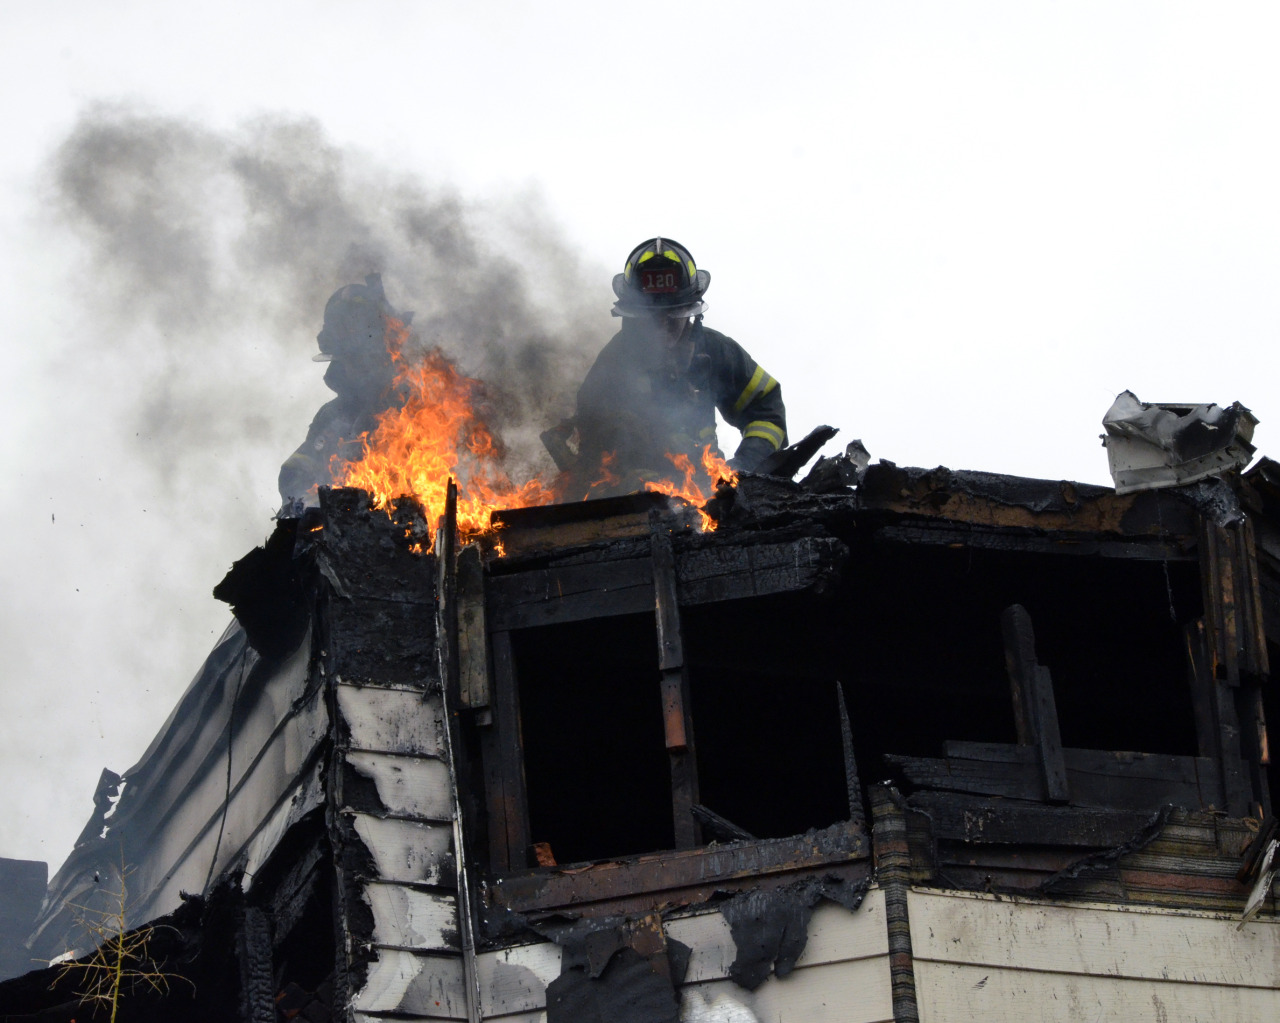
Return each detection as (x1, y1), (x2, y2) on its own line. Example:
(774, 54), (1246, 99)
(3, 104), (614, 867)
(49, 103), (609, 492)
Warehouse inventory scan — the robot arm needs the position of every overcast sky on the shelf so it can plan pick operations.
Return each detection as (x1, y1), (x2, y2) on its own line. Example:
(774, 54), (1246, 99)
(1, 2), (1277, 871)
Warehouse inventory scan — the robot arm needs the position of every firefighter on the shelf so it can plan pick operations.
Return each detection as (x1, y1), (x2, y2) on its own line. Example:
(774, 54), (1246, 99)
(565, 238), (786, 496)
(278, 273), (407, 511)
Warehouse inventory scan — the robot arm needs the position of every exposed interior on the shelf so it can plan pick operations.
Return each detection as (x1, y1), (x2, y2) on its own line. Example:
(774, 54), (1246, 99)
(503, 530), (1206, 867)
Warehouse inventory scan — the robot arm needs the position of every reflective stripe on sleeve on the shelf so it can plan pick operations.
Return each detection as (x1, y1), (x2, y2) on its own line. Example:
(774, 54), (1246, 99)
(732, 365), (779, 415)
(743, 420), (785, 450)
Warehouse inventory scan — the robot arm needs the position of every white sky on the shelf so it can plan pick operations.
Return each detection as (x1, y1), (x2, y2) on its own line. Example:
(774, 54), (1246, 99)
(1, 1), (1277, 869)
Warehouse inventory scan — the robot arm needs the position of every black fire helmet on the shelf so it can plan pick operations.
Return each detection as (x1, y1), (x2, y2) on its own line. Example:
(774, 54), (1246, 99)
(611, 238), (710, 319)
(314, 273), (402, 362)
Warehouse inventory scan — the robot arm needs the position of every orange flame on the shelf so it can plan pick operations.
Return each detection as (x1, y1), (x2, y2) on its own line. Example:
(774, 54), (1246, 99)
(329, 317), (738, 546)
(333, 318), (559, 543)
(643, 445), (739, 530)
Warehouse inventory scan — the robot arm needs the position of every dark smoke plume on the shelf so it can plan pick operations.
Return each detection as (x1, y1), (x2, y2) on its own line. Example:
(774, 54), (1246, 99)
(49, 103), (609, 490)
(1, 105), (614, 866)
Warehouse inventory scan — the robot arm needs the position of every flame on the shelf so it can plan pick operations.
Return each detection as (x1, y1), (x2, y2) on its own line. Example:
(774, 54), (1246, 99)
(643, 445), (738, 531)
(584, 450), (620, 500)
(332, 317), (559, 543)
(329, 316), (738, 547)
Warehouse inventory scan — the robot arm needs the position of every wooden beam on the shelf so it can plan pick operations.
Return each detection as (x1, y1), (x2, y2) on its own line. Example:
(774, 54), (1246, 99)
(1186, 617), (1249, 816)
(456, 543), (490, 710)
(907, 791), (1155, 847)
(652, 526), (700, 849)
(1000, 605), (1068, 803)
(889, 744), (1220, 811)
(837, 682), (866, 828)
(480, 630), (531, 871)
(487, 820), (867, 913)
(485, 536), (847, 631)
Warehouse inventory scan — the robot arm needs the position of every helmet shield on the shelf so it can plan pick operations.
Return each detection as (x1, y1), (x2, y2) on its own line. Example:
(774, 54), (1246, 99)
(611, 238), (710, 318)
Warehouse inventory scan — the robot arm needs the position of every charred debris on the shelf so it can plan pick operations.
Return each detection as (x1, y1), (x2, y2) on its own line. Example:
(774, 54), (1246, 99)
(3, 416), (1279, 1020)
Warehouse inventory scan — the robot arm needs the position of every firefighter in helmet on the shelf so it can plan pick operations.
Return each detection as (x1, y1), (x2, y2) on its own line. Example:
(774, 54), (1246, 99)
(278, 273), (408, 511)
(560, 238), (787, 496)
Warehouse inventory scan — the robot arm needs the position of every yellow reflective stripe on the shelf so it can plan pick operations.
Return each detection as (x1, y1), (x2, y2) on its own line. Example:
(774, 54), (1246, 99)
(637, 250), (656, 263)
(732, 365), (777, 414)
(743, 421), (785, 449)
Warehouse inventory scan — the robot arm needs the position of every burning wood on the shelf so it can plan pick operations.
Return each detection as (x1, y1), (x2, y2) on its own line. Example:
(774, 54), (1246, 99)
(325, 316), (738, 547)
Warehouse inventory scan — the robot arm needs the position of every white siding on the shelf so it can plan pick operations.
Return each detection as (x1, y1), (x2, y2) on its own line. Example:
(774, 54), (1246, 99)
(345, 749), (454, 820)
(336, 683), (446, 756)
(352, 949), (466, 1018)
(471, 891), (893, 1023)
(678, 959), (894, 1023)
(366, 882), (459, 951)
(909, 888), (1280, 1023)
(349, 814), (454, 887)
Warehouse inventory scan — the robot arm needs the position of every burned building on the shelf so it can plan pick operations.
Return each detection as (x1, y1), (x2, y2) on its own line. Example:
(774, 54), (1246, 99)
(2, 427), (1279, 1021)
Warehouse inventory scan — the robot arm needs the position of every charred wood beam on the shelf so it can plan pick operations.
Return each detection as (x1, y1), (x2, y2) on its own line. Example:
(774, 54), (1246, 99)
(237, 905), (275, 1023)
(488, 820), (867, 914)
(1001, 605), (1068, 804)
(690, 804), (756, 843)
(652, 524), (701, 850)
(480, 630), (531, 872)
(836, 682), (866, 829)
(1187, 616), (1251, 816)
(486, 536), (846, 631)
(456, 543), (490, 712)
(874, 522), (1194, 561)
(857, 463), (1198, 538)
(1197, 513), (1272, 815)
(906, 791), (1159, 847)
(887, 743), (1222, 811)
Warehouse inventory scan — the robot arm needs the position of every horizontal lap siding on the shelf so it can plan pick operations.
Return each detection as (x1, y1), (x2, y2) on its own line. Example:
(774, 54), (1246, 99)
(351, 949), (467, 1018)
(914, 961), (1280, 1023)
(338, 681), (466, 1019)
(345, 750), (455, 820)
(473, 892), (892, 1021)
(909, 889), (1280, 1023)
(350, 815), (454, 887)
(337, 682), (447, 756)
(678, 959), (893, 1023)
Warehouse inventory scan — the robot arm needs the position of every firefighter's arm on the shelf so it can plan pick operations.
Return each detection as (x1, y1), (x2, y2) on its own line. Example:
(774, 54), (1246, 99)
(714, 339), (788, 471)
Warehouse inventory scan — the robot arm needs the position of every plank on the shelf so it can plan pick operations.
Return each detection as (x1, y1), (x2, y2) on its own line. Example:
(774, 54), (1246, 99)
(366, 881), (459, 952)
(348, 814), (454, 887)
(485, 537), (847, 631)
(678, 957), (894, 1023)
(653, 528), (700, 849)
(482, 630), (531, 872)
(336, 683), (446, 756)
(489, 821), (868, 912)
(908, 889), (1280, 987)
(456, 542), (490, 709)
(343, 750), (454, 820)
(1000, 605), (1068, 803)
(913, 960), (1280, 1023)
(475, 942), (561, 1017)
(895, 746), (1219, 810)
(351, 948), (467, 1017)
(907, 792), (1153, 847)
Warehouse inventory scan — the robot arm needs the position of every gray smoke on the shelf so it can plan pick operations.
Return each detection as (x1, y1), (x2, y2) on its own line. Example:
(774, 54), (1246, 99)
(3, 104), (613, 869)
(49, 103), (609, 490)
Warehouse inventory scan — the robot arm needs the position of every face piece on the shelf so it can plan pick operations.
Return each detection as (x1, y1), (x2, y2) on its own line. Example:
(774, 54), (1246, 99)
(629, 313), (694, 377)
